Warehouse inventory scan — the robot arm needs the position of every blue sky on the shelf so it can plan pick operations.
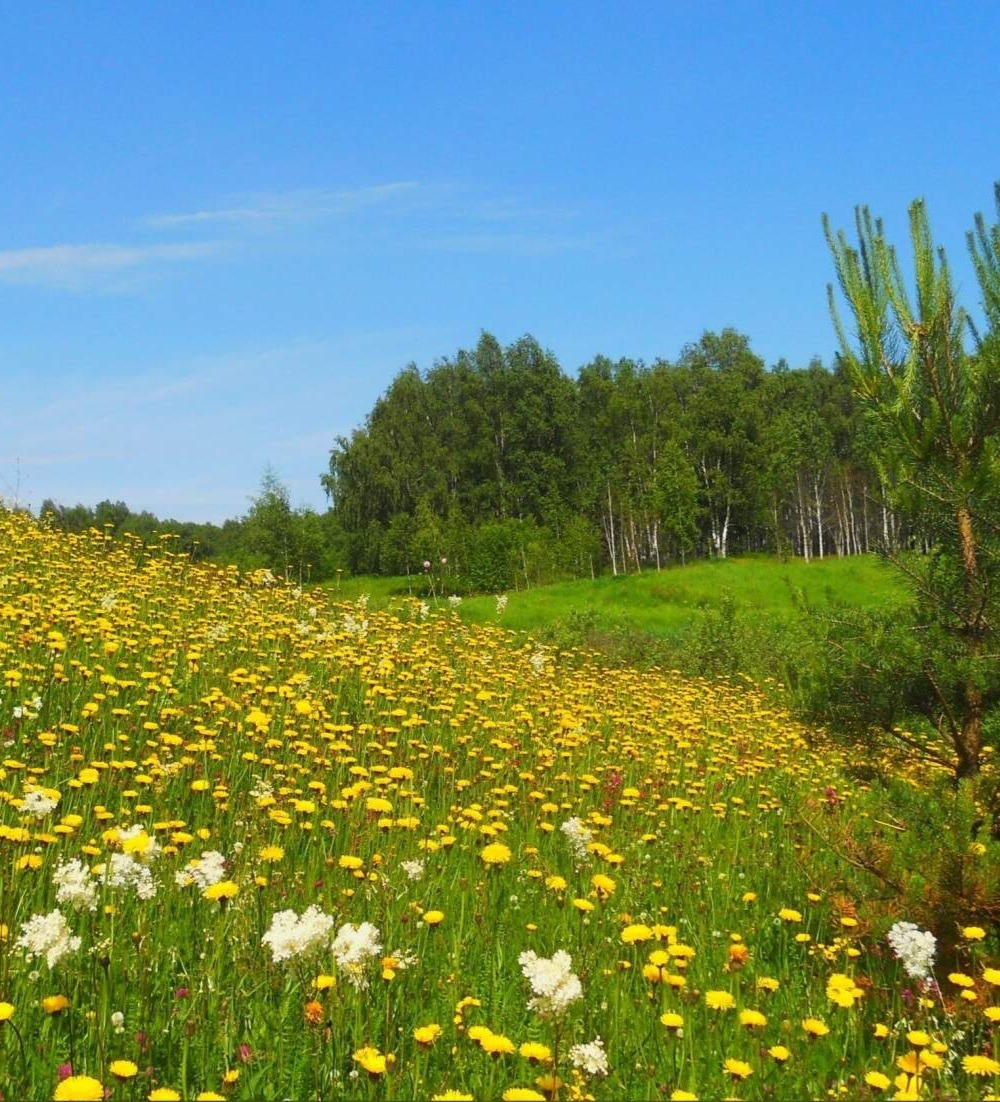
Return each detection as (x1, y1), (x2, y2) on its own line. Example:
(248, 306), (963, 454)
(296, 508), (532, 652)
(2, 2), (999, 521)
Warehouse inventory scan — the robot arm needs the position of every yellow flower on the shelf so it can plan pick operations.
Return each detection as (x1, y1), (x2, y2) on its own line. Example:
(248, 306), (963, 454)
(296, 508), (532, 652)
(963, 926), (986, 940)
(203, 880), (239, 902)
(414, 1024), (443, 1046)
(984, 1006), (1000, 1022)
(431, 1093), (474, 1101)
(591, 873), (616, 899)
(906, 1030), (930, 1047)
(739, 1008), (767, 1029)
(353, 1046), (394, 1075)
(110, 1060), (138, 1080)
(481, 1031), (516, 1056)
(964, 1054), (1000, 1076)
(826, 972), (863, 1007)
(756, 976), (780, 992)
(802, 1017), (830, 1037)
(148, 1091), (182, 1101)
(670, 1093), (698, 1102)
(0, 1002), (13, 1022)
(949, 972), (974, 988)
(54, 1078), (104, 1101)
(984, 967), (1000, 986)
(259, 845), (284, 863)
(423, 910), (445, 926)
(778, 907), (802, 923)
(874, 1022), (891, 1038)
(864, 1071), (891, 1090)
(313, 974), (336, 991)
(705, 990), (735, 1011)
(660, 1011), (684, 1031)
(502, 1090), (546, 1101)
(480, 843), (511, 866)
(768, 1045), (790, 1062)
(621, 923), (653, 944)
(572, 898), (594, 913)
(42, 995), (70, 1014)
(723, 1058), (753, 1079)
(196, 1094), (226, 1102)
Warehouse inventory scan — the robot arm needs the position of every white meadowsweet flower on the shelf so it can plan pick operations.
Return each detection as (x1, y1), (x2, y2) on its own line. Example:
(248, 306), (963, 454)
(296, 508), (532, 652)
(518, 948), (582, 1017)
(16, 909), (81, 968)
(22, 790), (58, 818)
(262, 905), (336, 964)
(53, 858), (99, 912)
(189, 851), (227, 889)
(104, 853), (158, 900)
(887, 921), (937, 981)
(401, 859), (425, 882)
(560, 817), (592, 865)
(569, 1036), (609, 1076)
(331, 921), (383, 989)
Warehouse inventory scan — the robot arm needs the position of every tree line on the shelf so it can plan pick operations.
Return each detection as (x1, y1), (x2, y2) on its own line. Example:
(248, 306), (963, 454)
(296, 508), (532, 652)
(325, 328), (905, 588)
(41, 328), (913, 591)
(39, 469), (344, 584)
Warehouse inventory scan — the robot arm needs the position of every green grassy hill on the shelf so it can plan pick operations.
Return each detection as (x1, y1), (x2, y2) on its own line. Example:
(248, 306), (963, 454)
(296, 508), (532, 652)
(326, 553), (907, 651)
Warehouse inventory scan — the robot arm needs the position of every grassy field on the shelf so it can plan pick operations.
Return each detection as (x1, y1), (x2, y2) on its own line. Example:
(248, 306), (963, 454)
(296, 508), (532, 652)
(2, 515), (999, 1100)
(327, 554), (908, 644)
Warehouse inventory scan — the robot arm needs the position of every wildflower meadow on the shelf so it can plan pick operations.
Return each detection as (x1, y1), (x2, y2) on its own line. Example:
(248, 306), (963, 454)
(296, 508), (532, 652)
(2, 510), (1000, 1101)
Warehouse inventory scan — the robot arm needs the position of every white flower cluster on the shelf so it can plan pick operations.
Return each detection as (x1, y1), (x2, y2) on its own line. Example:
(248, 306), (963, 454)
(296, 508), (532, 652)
(250, 776), (273, 800)
(53, 858), (99, 912)
(887, 921), (937, 981)
(175, 851), (227, 890)
(518, 948), (582, 1017)
(495, 593), (508, 616)
(22, 790), (58, 818)
(332, 921), (383, 990)
(12, 696), (42, 721)
(448, 594), (462, 608)
(569, 1036), (609, 1076)
(16, 909), (81, 968)
(262, 905), (336, 964)
(401, 859), (425, 882)
(529, 650), (548, 676)
(104, 853), (157, 900)
(342, 612), (369, 637)
(560, 817), (592, 866)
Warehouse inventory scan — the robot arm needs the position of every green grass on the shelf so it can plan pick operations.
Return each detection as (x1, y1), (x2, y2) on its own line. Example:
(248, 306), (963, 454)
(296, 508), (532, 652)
(325, 554), (908, 645)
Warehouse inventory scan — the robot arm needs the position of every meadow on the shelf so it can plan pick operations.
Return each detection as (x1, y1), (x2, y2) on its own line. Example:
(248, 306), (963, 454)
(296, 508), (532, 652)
(329, 555), (907, 643)
(1, 512), (999, 1101)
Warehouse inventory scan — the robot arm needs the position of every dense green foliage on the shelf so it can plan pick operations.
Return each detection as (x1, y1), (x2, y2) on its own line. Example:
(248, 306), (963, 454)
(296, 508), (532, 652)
(39, 469), (346, 583)
(324, 330), (897, 581)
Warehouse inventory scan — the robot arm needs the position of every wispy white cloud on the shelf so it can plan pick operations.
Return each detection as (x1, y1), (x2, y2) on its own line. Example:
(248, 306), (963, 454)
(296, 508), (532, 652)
(0, 241), (227, 289)
(143, 182), (422, 229)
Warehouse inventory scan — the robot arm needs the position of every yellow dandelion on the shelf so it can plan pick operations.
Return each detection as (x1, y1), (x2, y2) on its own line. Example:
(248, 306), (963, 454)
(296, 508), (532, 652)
(54, 1078), (104, 1102)
(723, 1058), (753, 1079)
